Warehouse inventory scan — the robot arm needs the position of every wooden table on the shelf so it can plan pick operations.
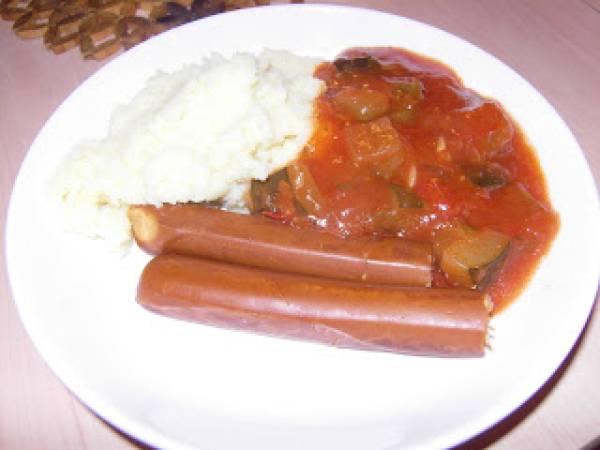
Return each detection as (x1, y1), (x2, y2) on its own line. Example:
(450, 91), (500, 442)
(1, 1), (599, 448)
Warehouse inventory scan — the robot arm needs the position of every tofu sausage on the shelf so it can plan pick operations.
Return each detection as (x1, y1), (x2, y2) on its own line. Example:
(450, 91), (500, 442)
(128, 203), (433, 286)
(137, 254), (490, 357)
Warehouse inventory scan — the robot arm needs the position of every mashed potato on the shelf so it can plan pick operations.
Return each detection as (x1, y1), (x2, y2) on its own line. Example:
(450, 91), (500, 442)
(52, 49), (324, 248)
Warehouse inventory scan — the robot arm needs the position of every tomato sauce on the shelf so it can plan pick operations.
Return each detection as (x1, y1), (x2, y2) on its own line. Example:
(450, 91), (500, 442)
(254, 47), (559, 312)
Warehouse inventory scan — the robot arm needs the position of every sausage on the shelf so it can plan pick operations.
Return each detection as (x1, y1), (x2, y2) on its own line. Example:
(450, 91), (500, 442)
(137, 254), (491, 357)
(128, 203), (432, 287)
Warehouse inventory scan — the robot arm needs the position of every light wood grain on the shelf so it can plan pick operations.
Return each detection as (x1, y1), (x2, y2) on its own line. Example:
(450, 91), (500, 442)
(1, 1), (599, 449)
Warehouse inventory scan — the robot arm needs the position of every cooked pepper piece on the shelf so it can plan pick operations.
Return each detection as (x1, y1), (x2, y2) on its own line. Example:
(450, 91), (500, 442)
(436, 227), (511, 288)
(391, 184), (424, 208)
(331, 87), (390, 122)
(471, 242), (510, 289)
(249, 168), (289, 213)
(286, 161), (326, 216)
(344, 117), (406, 167)
(389, 77), (423, 124)
(464, 163), (509, 189)
(333, 56), (382, 73)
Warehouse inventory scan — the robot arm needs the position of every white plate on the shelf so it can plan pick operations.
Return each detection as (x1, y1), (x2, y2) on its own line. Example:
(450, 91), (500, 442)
(6, 4), (600, 449)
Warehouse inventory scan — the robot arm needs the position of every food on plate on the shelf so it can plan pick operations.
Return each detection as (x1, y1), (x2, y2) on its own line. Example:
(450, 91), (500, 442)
(138, 254), (491, 357)
(251, 47), (558, 312)
(128, 203), (433, 286)
(51, 49), (324, 247)
(53, 46), (559, 356)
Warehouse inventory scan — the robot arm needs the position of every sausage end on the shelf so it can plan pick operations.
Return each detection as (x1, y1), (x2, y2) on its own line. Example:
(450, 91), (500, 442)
(128, 205), (159, 244)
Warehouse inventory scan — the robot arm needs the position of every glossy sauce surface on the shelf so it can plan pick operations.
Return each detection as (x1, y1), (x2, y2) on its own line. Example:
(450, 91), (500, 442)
(256, 47), (559, 312)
